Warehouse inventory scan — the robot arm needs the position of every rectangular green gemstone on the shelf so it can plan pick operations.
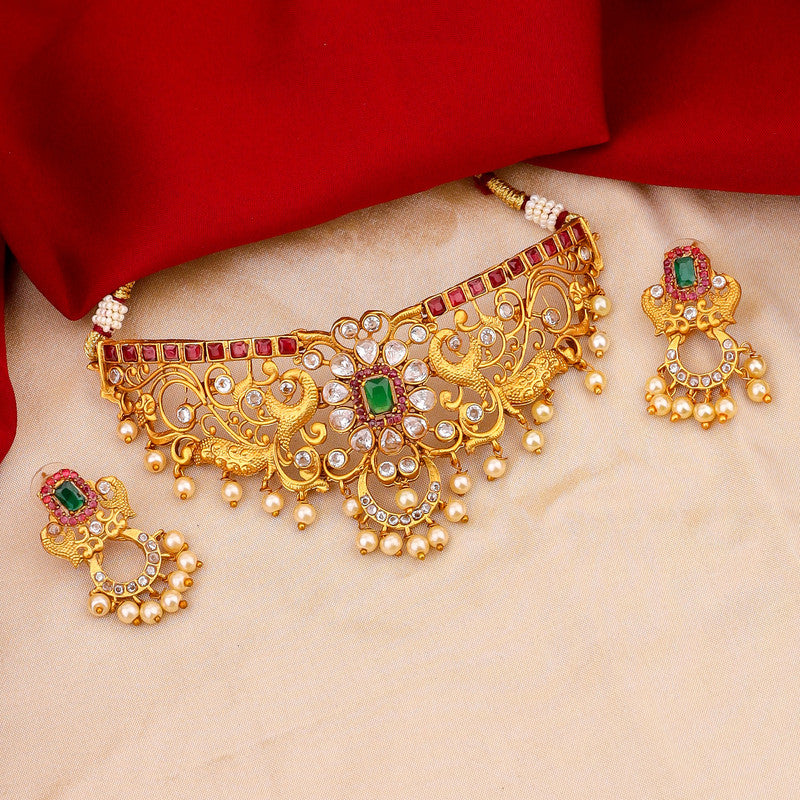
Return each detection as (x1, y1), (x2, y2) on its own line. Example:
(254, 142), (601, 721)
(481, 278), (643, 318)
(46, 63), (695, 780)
(674, 256), (697, 288)
(54, 480), (87, 512)
(363, 375), (394, 415)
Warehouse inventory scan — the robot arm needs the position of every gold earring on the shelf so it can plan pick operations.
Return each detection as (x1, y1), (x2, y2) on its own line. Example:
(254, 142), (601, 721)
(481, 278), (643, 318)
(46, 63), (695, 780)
(641, 241), (771, 428)
(37, 467), (200, 625)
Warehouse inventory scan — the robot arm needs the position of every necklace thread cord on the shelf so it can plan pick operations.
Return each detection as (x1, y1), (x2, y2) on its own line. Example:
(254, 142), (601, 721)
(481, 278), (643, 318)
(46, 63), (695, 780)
(476, 172), (528, 211)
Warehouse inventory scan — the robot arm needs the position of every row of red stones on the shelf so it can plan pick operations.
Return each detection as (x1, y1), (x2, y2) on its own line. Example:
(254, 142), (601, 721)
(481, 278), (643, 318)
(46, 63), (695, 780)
(102, 336), (299, 364)
(350, 365), (407, 428)
(423, 220), (586, 318)
(663, 245), (710, 302)
(39, 469), (99, 526)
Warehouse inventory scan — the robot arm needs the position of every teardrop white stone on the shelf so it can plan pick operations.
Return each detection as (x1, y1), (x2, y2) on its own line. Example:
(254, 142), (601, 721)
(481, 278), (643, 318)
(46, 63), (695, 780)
(329, 407), (355, 431)
(350, 426), (374, 452)
(379, 427), (404, 453)
(355, 338), (379, 364)
(403, 359), (428, 384)
(322, 380), (351, 404)
(383, 340), (407, 366)
(330, 353), (355, 377)
(409, 387), (435, 412)
(402, 415), (428, 439)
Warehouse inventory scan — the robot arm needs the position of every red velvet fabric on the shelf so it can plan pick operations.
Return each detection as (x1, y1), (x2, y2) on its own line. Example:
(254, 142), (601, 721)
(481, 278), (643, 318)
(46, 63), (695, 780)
(1, 1), (798, 461)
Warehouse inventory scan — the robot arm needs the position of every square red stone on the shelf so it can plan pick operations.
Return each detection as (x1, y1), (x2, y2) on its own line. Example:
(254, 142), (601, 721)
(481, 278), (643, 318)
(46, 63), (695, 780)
(102, 343), (117, 362)
(542, 238), (558, 257)
(207, 342), (225, 360)
(558, 230), (573, 248)
(487, 268), (506, 288)
(254, 339), (272, 357)
(163, 344), (180, 361)
(572, 222), (586, 241)
(230, 341), (249, 359)
(426, 296), (447, 317)
(525, 247), (542, 266)
(447, 287), (467, 307)
(278, 337), (297, 355)
(467, 277), (486, 297)
(184, 343), (204, 361)
(507, 257), (525, 276)
(141, 344), (158, 362)
(121, 344), (138, 362)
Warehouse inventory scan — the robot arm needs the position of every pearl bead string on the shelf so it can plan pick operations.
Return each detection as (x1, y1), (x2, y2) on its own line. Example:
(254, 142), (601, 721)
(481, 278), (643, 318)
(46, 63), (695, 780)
(474, 172), (569, 232)
(92, 294), (129, 334)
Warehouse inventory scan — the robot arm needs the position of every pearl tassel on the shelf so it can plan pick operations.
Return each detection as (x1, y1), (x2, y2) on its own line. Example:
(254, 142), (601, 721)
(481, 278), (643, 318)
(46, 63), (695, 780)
(91, 294), (129, 334)
(524, 195), (565, 232)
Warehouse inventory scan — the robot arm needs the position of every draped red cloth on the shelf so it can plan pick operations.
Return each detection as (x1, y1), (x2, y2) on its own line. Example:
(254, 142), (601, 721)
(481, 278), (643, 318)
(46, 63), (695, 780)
(1, 0), (798, 461)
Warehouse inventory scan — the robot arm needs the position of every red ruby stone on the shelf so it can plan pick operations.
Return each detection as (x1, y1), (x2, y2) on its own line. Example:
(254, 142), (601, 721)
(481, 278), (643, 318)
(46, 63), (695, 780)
(447, 287), (467, 307)
(121, 344), (138, 362)
(254, 339), (272, 357)
(487, 269), (506, 288)
(102, 344), (117, 361)
(467, 277), (486, 297)
(572, 222), (586, 241)
(542, 238), (558, 257)
(427, 296), (447, 317)
(230, 341), (249, 358)
(207, 342), (225, 360)
(526, 247), (542, 266)
(278, 337), (297, 355)
(558, 230), (573, 248)
(184, 344), (204, 361)
(507, 257), (525, 276)
(556, 209), (570, 229)
(141, 344), (158, 362)
(163, 344), (180, 361)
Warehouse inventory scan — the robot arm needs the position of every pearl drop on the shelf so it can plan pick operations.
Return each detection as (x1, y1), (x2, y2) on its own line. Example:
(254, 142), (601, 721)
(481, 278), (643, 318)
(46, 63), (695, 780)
(379, 532), (403, 556)
(482, 456), (506, 481)
(449, 473), (472, 495)
(589, 331), (609, 356)
(116, 600), (139, 624)
(591, 295), (611, 317)
(168, 570), (193, 592)
(715, 396), (737, 423)
(117, 419), (138, 444)
(671, 395), (694, 420)
(395, 488), (418, 510)
(160, 589), (182, 613)
(173, 475), (195, 500)
(532, 400), (553, 424)
(746, 378), (770, 402)
(221, 479), (243, 507)
(584, 370), (605, 394)
(89, 593), (111, 616)
(262, 491), (284, 516)
(176, 549), (198, 573)
(140, 600), (162, 625)
(744, 356), (766, 378)
(162, 530), (185, 554)
(293, 502), (317, 529)
(406, 534), (430, 560)
(522, 429), (543, 453)
(649, 394), (671, 416)
(342, 496), (361, 518)
(693, 402), (715, 424)
(144, 449), (167, 473)
(357, 529), (379, 554)
(646, 375), (667, 396)
(427, 524), (449, 550)
(444, 499), (466, 522)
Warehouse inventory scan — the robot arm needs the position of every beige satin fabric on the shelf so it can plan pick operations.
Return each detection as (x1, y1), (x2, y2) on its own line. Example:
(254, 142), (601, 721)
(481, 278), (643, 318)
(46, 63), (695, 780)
(2, 166), (799, 799)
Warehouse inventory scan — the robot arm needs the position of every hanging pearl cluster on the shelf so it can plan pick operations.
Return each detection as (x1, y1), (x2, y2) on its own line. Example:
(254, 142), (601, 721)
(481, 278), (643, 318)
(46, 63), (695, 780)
(524, 195), (565, 232)
(92, 294), (129, 334)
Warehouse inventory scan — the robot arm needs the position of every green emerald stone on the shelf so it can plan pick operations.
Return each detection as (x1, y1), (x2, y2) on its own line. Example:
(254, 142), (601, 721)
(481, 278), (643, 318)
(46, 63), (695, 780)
(674, 256), (697, 288)
(54, 480), (87, 512)
(363, 375), (394, 415)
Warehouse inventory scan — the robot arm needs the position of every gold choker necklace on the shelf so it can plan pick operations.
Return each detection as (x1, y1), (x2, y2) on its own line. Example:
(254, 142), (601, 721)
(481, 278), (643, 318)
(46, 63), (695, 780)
(85, 176), (611, 560)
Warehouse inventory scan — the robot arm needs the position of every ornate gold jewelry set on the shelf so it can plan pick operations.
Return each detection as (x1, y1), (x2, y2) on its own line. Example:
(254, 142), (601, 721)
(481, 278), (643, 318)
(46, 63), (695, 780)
(34, 176), (770, 626)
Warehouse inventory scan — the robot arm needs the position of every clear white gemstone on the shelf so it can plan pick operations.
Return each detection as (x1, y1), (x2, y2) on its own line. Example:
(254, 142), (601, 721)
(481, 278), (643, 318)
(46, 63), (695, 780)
(322, 380), (351, 404)
(650, 285), (664, 299)
(95, 571), (105, 581)
(411, 510), (423, 520)
(147, 541), (157, 551)
(427, 492), (438, 502)
(448, 334), (462, 351)
(350, 427), (374, 452)
(400, 514), (411, 526)
(47, 523), (61, 535)
(479, 327), (497, 346)
(108, 368), (122, 385)
(701, 375), (711, 387)
(403, 360), (428, 384)
(465, 403), (483, 422)
(146, 565), (157, 576)
(327, 449), (347, 468)
(379, 427), (403, 453)
(725, 351), (735, 362)
(340, 321), (358, 339)
(712, 371), (722, 382)
(436, 421), (456, 440)
(403, 415), (428, 439)
(378, 461), (397, 479)
(498, 302), (514, 319)
(176, 405), (193, 424)
(302, 351), (321, 369)
(280, 380), (295, 395)
(398, 457), (418, 475)
(329, 407), (355, 432)
(294, 450), (312, 468)
(677, 371), (687, 381)
(89, 520), (102, 534)
(246, 389), (264, 407)
(362, 314), (381, 332)
(360, 495), (370, 505)
(138, 532), (148, 542)
(355, 338), (379, 364)
(712, 275), (727, 289)
(214, 375), (233, 394)
(409, 387), (435, 412)
(421, 503), (431, 514)
(366, 504), (377, 515)
(330, 353), (355, 377)
(667, 349), (677, 360)
(410, 325), (428, 343)
(383, 340), (407, 366)
(430, 481), (440, 491)
(668, 363), (679, 374)
(388, 515), (399, 526)
(683, 306), (697, 321)
(127, 582), (137, 592)
(114, 585), (123, 594)
(689, 376), (699, 387)
(722, 363), (732, 373)
(376, 510), (387, 522)
(138, 575), (149, 586)
(97, 480), (111, 495)
(543, 309), (561, 326)
(723, 339), (734, 349)
(579, 245), (592, 260)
